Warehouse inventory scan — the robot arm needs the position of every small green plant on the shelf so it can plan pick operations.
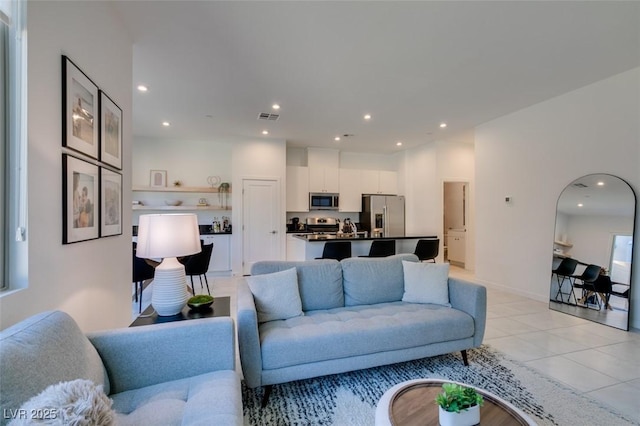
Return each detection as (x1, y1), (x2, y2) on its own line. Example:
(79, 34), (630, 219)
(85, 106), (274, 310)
(435, 383), (484, 413)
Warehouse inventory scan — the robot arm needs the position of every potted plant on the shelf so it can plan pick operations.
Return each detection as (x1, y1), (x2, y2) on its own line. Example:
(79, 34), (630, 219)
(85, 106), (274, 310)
(435, 382), (484, 426)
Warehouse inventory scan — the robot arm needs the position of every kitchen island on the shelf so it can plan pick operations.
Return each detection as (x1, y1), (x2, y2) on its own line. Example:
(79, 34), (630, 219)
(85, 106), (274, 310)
(288, 234), (438, 260)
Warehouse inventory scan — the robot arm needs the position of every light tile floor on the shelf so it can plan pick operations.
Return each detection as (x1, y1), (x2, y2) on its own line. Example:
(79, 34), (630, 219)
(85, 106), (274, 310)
(449, 266), (640, 422)
(137, 267), (640, 422)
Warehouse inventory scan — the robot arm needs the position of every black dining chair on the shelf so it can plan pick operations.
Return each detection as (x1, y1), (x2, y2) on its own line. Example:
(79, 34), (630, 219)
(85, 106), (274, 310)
(551, 257), (578, 304)
(132, 242), (156, 313)
(183, 242), (214, 295)
(414, 239), (439, 262)
(316, 241), (352, 261)
(361, 240), (396, 257)
(571, 264), (603, 309)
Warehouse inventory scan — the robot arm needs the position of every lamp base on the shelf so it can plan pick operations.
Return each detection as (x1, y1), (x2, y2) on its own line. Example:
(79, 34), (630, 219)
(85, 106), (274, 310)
(151, 257), (189, 316)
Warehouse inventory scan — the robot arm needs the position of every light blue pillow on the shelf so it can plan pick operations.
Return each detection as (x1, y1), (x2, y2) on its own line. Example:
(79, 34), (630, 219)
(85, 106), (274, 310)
(401, 261), (451, 306)
(246, 267), (304, 322)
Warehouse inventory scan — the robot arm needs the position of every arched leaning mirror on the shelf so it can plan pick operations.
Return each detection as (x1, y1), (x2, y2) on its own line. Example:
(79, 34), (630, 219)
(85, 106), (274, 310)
(550, 174), (635, 330)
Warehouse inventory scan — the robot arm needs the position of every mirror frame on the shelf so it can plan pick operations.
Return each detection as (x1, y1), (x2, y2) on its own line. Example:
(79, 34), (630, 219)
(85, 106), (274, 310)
(550, 173), (636, 331)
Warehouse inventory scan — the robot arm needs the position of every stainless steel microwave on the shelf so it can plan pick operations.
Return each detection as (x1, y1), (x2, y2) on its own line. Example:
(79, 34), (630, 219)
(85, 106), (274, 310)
(309, 193), (339, 210)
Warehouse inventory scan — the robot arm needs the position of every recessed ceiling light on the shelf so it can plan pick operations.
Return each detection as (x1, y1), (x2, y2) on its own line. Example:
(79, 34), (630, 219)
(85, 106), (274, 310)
(396, 141), (402, 146)
(137, 85), (148, 92)
(439, 122), (447, 128)
(334, 136), (341, 141)
(262, 130), (269, 135)
(272, 104), (280, 110)
(364, 114), (372, 120)
(577, 203), (584, 207)
(597, 181), (605, 186)
(162, 121), (170, 127)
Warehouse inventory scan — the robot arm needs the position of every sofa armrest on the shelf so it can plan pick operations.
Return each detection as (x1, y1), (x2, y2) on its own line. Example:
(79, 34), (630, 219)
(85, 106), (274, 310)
(236, 279), (263, 388)
(448, 278), (487, 347)
(87, 316), (235, 395)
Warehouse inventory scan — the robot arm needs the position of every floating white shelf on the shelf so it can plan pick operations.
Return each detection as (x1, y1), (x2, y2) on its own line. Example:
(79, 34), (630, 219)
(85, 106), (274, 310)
(132, 186), (230, 194)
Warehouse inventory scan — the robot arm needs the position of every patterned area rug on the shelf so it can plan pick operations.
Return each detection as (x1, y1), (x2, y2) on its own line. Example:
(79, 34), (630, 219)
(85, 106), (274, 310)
(242, 345), (637, 425)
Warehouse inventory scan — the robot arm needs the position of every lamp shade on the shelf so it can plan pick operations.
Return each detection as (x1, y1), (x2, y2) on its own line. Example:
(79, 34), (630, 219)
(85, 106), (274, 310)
(136, 214), (201, 259)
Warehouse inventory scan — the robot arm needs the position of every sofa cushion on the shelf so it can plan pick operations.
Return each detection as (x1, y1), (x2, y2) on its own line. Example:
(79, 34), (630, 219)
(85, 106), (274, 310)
(111, 371), (241, 426)
(250, 260), (344, 311)
(402, 261), (451, 306)
(259, 302), (474, 370)
(246, 268), (303, 323)
(0, 311), (109, 416)
(341, 254), (419, 306)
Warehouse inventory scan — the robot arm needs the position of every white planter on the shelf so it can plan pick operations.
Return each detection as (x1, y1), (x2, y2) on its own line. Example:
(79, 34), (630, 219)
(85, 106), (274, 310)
(438, 404), (480, 426)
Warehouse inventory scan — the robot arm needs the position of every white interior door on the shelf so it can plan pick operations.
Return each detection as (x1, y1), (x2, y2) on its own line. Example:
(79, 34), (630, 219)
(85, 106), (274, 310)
(242, 179), (281, 274)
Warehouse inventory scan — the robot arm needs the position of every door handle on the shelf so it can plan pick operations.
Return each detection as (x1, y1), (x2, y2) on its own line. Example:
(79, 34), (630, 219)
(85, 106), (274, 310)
(270, 230), (277, 234)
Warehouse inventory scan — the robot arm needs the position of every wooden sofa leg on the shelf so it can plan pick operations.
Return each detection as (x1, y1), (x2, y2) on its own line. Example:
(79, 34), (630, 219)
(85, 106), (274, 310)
(261, 385), (273, 408)
(461, 350), (469, 366)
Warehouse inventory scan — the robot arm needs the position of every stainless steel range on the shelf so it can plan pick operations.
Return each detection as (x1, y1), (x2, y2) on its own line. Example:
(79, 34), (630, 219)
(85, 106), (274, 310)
(305, 217), (339, 234)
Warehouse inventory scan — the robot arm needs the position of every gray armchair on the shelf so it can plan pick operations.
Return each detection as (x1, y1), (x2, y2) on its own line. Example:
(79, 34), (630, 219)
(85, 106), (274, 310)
(0, 311), (242, 425)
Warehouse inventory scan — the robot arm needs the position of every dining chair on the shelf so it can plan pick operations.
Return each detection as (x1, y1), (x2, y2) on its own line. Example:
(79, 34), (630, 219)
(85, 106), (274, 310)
(183, 242), (214, 295)
(132, 242), (156, 313)
(414, 239), (439, 262)
(361, 240), (396, 257)
(551, 257), (578, 304)
(316, 241), (352, 261)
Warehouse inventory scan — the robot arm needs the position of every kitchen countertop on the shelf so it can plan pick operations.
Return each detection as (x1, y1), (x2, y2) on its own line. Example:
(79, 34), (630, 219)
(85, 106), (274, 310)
(133, 225), (231, 236)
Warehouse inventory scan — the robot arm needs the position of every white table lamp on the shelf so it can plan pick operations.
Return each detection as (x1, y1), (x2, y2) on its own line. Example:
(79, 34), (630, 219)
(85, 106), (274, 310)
(136, 214), (201, 316)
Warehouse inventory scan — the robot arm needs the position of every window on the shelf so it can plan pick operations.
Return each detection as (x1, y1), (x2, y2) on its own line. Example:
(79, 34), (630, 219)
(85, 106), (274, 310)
(1, 0), (26, 292)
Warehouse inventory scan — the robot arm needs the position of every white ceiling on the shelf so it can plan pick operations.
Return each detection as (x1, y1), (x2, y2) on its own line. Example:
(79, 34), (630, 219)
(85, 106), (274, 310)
(111, 1), (640, 154)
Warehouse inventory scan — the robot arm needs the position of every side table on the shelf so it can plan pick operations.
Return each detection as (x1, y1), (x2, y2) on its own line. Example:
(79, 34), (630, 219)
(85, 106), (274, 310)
(130, 296), (230, 327)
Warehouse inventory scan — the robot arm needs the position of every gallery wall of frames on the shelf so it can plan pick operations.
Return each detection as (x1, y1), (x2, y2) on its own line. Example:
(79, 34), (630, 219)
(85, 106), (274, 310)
(61, 55), (123, 244)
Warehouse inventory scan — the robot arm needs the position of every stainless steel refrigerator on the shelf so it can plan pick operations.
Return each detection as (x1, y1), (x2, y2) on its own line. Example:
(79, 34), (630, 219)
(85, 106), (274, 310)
(360, 195), (405, 237)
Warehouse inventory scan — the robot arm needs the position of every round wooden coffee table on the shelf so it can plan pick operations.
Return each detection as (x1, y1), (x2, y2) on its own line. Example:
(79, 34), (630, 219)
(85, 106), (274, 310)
(375, 379), (537, 426)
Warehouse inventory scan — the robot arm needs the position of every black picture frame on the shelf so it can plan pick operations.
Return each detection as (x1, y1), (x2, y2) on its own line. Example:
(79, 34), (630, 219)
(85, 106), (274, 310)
(99, 91), (123, 169)
(63, 154), (100, 244)
(100, 167), (123, 237)
(62, 56), (99, 159)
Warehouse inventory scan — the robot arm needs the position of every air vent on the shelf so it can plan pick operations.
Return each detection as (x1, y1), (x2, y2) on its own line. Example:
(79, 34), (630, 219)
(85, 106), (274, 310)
(572, 183), (588, 188)
(342, 134), (355, 138)
(258, 112), (280, 121)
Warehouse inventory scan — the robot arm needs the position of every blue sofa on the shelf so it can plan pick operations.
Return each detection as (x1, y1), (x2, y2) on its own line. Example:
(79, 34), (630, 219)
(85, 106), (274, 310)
(237, 254), (487, 403)
(0, 311), (243, 426)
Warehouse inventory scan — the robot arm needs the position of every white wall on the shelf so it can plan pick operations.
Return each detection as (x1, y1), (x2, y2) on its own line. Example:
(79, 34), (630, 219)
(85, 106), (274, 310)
(566, 215), (634, 271)
(132, 138), (233, 225)
(400, 140), (475, 266)
(475, 68), (639, 328)
(231, 139), (287, 274)
(0, 2), (133, 331)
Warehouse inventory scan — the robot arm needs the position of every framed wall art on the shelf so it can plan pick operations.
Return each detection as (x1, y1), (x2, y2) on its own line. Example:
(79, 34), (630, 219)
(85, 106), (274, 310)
(63, 154), (100, 244)
(100, 167), (122, 237)
(150, 170), (167, 187)
(99, 91), (122, 169)
(62, 56), (99, 159)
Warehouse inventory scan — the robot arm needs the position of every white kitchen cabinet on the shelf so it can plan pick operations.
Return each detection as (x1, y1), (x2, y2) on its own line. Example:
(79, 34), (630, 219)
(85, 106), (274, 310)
(200, 234), (231, 275)
(309, 167), (339, 193)
(338, 169), (362, 212)
(286, 166), (309, 212)
(307, 148), (340, 193)
(447, 230), (466, 265)
(361, 170), (398, 195)
(286, 234), (306, 261)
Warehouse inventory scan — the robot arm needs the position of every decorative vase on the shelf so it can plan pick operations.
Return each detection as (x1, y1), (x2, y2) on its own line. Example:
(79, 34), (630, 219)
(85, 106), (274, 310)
(438, 404), (480, 426)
